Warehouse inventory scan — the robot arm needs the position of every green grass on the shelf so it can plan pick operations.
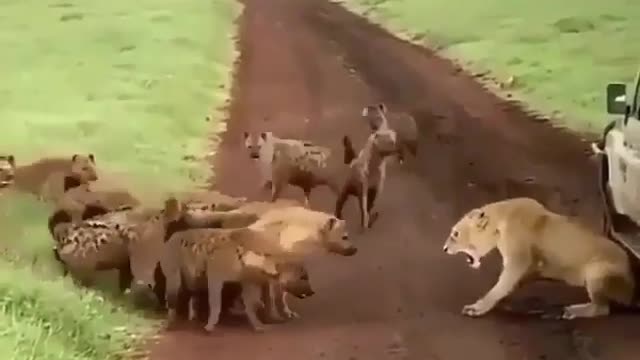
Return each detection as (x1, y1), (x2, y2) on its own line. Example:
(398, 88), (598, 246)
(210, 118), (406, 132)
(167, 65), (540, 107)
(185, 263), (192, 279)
(340, 0), (639, 133)
(0, 0), (240, 358)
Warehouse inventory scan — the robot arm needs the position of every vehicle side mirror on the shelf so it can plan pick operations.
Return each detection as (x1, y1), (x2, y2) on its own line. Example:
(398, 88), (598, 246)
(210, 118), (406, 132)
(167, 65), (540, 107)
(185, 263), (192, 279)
(606, 82), (628, 115)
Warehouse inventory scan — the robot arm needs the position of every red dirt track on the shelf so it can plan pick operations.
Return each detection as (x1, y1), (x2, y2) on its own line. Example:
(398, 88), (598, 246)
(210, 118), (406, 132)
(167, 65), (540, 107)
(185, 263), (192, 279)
(149, 0), (640, 359)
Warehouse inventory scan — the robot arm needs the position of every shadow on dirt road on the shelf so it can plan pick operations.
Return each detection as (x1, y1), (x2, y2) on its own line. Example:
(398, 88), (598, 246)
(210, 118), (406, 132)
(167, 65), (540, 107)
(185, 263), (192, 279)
(149, 0), (640, 359)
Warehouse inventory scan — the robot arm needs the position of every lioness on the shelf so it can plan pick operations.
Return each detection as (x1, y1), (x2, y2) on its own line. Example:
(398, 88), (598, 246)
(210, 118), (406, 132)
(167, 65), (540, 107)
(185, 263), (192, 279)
(443, 197), (635, 319)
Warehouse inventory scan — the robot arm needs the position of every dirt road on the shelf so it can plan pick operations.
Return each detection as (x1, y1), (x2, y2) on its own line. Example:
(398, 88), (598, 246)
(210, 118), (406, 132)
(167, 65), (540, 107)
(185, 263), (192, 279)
(149, 0), (640, 359)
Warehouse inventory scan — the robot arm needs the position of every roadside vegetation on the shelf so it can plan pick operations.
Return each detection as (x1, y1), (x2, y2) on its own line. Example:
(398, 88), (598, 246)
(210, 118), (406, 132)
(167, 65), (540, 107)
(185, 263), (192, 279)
(339, 0), (639, 133)
(0, 0), (240, 358)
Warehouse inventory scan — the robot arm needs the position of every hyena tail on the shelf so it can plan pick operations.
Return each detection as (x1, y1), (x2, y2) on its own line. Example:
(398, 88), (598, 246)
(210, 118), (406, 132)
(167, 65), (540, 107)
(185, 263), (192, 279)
(342, 135), (357, 164)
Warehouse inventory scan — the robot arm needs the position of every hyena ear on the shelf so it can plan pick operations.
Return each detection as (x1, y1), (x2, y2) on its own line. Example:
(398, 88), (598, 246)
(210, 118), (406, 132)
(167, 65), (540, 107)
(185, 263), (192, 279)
(82, 203), (109, 220)
(88, 154), (95, 163)
(324, 217), (338, 231)
(378, 103), (387, 113)
(7, 155), (15, 167)
(163, 197), (182, 221)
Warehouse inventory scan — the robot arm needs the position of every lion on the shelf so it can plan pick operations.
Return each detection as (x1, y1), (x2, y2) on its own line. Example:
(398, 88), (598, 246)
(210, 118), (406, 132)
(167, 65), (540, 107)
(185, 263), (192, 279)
(335, 128), (398, 230)
(0, 155), (16, 189)
(243, 131), (339, 207)
(361, 103), (418, 164)
(13, 154), (98, 203)
(157, 225), (314, 332)
(442, 197), (636, 319)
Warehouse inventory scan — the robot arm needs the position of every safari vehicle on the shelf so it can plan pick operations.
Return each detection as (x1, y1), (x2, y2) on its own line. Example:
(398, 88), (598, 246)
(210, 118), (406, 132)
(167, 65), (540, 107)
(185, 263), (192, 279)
(593, 70), (640, 258)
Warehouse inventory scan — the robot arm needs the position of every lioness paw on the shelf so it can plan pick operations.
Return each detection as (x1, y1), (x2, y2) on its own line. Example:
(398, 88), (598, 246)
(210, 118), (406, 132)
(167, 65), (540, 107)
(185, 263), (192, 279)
(461, 302), (491, 317)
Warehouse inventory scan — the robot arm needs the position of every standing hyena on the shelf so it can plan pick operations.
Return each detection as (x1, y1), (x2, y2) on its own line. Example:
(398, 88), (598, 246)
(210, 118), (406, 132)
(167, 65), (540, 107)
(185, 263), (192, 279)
(243, 131), (339, 207)
(157, 226), (315, 332)
(335, 127), (398, 230)
(362, 103), (418, 164)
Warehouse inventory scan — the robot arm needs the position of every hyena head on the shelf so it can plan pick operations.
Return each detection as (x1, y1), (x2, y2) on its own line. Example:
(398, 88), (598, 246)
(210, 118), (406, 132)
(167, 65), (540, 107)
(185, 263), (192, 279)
(321, 217), (357, 256)
(70, 153), (98, 183)
(0, 155), (16, 188)
(370, 127), (398, 157)
(243, 131), (274, 160)
(276, 261), (314, 299)
(129, 216), (165, 300)
(361, 103), (388, 132)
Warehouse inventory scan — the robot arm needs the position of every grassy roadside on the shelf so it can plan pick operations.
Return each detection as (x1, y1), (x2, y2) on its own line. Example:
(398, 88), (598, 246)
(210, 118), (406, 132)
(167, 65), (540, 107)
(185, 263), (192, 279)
(338, 0), (638, 133)
(0, 0), (240, 358)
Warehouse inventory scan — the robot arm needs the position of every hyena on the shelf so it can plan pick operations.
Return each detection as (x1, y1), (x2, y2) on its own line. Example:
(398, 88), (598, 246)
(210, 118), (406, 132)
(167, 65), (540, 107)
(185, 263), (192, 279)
(335, 127), (398, 230)
(362, 103), (418, 164)
(243, 131), (339, 207)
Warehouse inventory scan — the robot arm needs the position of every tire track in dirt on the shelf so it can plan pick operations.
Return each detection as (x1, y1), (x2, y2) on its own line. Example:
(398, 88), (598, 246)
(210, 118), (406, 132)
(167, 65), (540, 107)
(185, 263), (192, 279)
(149, 0), (640, 359)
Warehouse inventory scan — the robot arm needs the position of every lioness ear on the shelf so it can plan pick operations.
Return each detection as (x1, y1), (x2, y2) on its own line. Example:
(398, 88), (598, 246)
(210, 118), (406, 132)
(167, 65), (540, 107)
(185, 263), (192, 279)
(243, 131), (249, 140)
(361, 106), (369, 117)
(7, 155), (15, 167)
(88, 154), (95, 163)
(260, 132), (268, 141)
(476, 210), (489, 230)
(72, 154), (79, 163)
(378, 103), (387, 113)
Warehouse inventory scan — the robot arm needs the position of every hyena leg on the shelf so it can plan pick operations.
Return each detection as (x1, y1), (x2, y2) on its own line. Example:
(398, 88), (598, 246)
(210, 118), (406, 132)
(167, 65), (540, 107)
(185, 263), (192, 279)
(164, 272), (182, 328)
(188, 295), (199, 322)
(360, 181), (369, 230)
(406, 140), (418, 157)
(242, 283), (269, 332)
(396, 146), (405, 164)
(334, 187), (350, 220)
(366, 186), (379, 228)
(267, 280), (285, 322)
(204, 276), (225, 333)
(270, 179), (285, 203)
(118, 261), (133, 293)
(280, 289), (299, 319)
(302, 187), (312, 208)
